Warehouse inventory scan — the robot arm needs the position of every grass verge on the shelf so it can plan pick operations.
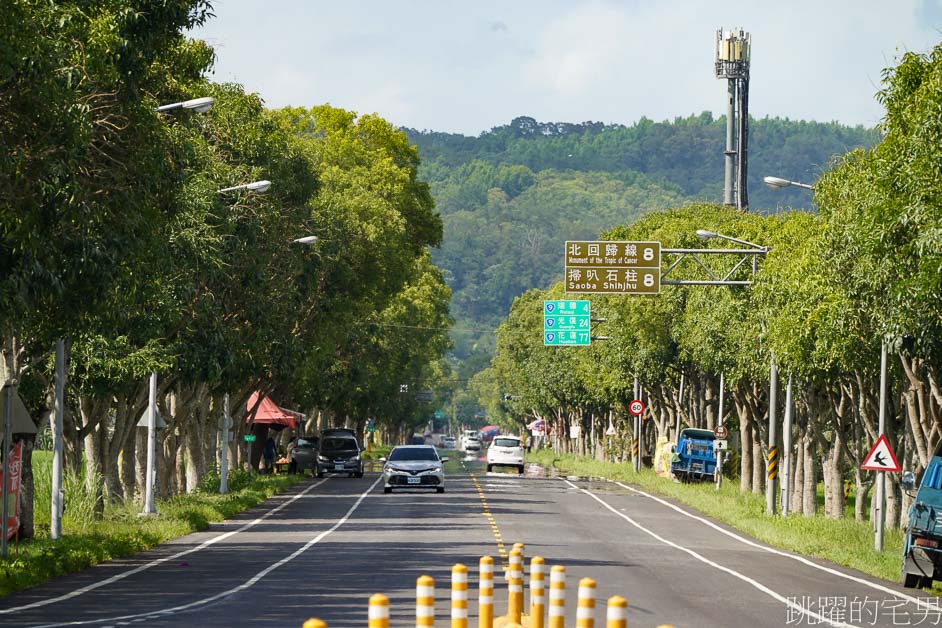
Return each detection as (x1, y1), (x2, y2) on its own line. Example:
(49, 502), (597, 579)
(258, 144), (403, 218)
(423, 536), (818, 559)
(528, 449), (918, 588)
(1, 452), (307, 597)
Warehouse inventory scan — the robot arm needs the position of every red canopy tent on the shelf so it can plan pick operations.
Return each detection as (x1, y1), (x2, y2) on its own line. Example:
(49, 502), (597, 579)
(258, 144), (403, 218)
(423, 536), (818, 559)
(246, 391), (301, 430)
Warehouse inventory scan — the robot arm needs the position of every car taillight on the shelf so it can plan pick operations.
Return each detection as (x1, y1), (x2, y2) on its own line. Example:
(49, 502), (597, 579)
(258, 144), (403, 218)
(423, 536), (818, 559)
(915, 538), (939, 548)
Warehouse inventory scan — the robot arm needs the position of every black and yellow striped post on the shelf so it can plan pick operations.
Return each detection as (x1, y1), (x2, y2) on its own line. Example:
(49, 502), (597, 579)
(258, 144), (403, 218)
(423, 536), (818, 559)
(767, 445), (779, 515)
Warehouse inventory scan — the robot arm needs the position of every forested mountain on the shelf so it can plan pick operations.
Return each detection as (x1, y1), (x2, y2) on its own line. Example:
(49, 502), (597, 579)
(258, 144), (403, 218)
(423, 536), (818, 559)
(404, 115), (879, 380)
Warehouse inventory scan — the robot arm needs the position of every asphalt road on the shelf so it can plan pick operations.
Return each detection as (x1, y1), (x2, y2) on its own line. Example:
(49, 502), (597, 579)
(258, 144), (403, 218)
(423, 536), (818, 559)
(0, 455), (939, 628)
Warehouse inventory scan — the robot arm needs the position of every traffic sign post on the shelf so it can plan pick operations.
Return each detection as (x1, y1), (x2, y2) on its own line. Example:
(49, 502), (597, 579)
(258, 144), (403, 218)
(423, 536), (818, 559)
(544, 300), (591, 346)
(564, 241), (661, 295)
(628, 400), (645, 416)
(861, 434), (901, 472)
(713, 425), (728, 440)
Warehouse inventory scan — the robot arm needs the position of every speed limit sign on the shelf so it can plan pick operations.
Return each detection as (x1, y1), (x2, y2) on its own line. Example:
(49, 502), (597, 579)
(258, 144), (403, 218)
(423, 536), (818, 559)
(629, 399), (645, 416)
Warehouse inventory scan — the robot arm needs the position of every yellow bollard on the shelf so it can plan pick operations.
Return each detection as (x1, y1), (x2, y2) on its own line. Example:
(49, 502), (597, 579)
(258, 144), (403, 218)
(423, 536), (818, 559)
(452, 563), (469, 628)
(548, 566), (565, 628)
(606, 596), (627, 628)
(507, 549), (524, 624)
(576, 577), (596, 628)
(303, 620), (327, 628)
(529, 556), (546, 628)
(369, 593), (389, 628)
(417, 575), (435, 628)
(480, 556), (495, 628)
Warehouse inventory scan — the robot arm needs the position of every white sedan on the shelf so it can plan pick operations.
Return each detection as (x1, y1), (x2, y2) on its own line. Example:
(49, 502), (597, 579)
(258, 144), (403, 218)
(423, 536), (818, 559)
(381, 445), (448, 493)
(486, 436), (525, 474)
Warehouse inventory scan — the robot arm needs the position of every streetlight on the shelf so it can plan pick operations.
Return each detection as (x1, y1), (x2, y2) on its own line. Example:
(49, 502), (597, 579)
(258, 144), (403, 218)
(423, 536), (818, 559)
(696, 229), (768, 251)
(763, 176), (813, 191)
(218, 180), (272, 194)
(155, 96), (215, 113)
(293, 236), (318, 245)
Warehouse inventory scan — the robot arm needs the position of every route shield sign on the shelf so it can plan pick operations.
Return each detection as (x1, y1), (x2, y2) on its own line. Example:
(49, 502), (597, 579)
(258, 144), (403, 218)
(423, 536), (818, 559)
(544, 300), (590, 346)
(564, 241), (661, 295)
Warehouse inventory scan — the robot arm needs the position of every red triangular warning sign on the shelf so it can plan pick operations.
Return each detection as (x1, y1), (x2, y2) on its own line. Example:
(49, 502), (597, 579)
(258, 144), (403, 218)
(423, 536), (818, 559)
(861, 434), (901, 472)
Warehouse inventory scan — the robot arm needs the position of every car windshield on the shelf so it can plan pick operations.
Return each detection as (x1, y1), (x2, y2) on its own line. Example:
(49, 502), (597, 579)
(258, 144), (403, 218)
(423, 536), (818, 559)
(322, 437), (357, 451)
(493, 438), (520, 448)
(389, 447), (439, 462)
(296, 439), (314, 448)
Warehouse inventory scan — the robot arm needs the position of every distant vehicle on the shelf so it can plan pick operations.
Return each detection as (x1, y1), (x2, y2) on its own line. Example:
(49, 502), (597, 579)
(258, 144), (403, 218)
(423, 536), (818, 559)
(442, 436), (456, 449)
(321, 427), (358, 439)
(670, 428), (718, 482)
(487, 435), (524, 474)
(464, 435), (482, 452)
(460, 430), (480, 451)
(381, 445), (448, 494)
(902, 448), (942, 587)
(289, 437), (318, 474)
(316, 432), (363, 478)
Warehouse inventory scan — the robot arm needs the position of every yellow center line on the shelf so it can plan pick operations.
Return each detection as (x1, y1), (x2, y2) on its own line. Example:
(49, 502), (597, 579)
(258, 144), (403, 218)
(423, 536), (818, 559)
(465, 463), (508, 569)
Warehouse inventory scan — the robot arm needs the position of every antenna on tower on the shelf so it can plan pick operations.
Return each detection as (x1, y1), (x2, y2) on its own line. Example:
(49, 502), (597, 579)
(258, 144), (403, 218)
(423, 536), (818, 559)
(715, 28), (751, 211)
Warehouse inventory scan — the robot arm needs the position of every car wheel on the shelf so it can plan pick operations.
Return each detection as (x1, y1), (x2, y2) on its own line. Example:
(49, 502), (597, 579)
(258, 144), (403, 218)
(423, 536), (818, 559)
(349, 473), (355, 478)
(437, 487), (445, 494)
(517, 465), (524, 474)
(355, 472), (364, 478)
(316, 470), (324, 478)
(384, 487), (392, 494)
(486, 464), (493, 472)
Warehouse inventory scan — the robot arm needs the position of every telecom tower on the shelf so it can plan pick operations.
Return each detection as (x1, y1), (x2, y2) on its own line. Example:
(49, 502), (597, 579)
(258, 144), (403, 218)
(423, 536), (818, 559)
(715, 28), (751, 210)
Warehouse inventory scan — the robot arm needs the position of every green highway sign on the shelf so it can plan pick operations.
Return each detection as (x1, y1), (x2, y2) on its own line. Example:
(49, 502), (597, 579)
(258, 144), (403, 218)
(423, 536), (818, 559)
(544, 315), (591, 332)
(544, 330), (591, 346)
(434, 409), (445, 419)
(544, 300), (591, 346)
(243, 434), (256, 442)
(564, 241), (661, 294)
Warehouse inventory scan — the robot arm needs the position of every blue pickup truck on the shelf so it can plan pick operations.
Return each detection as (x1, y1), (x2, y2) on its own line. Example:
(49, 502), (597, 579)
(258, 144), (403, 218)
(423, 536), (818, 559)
(901, 453), (942, 588)
(670, 428), (718, 482)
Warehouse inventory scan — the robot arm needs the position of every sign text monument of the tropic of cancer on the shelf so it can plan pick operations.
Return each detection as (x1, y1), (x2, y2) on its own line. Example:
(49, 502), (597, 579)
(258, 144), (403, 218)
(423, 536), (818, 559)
(565, 241), (661, 294)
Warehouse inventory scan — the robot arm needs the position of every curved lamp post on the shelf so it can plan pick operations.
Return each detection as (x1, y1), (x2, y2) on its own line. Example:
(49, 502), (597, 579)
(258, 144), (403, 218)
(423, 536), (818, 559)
(218, 180), (272, 194)
(763, 175), (814, 191)
(293, 235), (318, 245)
(155, 96), (215, 113)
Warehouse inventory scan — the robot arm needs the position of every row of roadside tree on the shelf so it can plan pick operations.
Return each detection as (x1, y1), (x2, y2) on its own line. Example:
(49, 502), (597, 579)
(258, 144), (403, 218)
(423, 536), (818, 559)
(0, 0), (451, 538)
(477, 42), (942, 527)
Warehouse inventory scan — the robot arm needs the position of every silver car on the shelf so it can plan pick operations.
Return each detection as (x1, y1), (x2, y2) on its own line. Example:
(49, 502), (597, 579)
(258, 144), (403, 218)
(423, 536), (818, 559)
(381, 445), (448, 494)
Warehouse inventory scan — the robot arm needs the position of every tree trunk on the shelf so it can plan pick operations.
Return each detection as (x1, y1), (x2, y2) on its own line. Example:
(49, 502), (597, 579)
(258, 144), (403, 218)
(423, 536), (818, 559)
(801, 431), (817, 516)
(739, 420), (752, 492)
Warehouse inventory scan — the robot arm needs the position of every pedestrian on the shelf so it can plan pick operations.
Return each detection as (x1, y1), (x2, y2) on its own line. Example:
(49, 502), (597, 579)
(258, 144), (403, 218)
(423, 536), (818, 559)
(263, 436), (276, 474)
(524, 434), (532, 453)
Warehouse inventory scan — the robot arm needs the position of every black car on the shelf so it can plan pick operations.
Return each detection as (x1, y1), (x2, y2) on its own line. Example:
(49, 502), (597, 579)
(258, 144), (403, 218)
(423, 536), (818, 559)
(316, 433), (363, 478)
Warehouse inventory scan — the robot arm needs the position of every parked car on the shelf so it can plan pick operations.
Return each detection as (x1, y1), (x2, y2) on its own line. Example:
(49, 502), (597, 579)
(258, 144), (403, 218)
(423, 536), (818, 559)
(288, 437), (318, 474)
(316, 432), (363, 478)
(487, 435), (524, 473)
(460, 429), (478, 451)
(381, 445), (448, 494)
(442, 436), (456, 449)
(901, 449), (942, 587)
(464, 435), (482, 452)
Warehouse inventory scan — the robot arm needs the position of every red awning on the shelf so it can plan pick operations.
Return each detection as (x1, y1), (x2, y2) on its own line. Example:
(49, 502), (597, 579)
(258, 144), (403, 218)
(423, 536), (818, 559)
(246, 391), (299, 429)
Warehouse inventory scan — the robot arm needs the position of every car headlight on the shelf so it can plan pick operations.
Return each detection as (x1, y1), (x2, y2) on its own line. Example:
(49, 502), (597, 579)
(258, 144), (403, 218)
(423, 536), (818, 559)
(317, 455), (329, 462)
(431, 467), (441, 474)
(353, 454), (361, 461)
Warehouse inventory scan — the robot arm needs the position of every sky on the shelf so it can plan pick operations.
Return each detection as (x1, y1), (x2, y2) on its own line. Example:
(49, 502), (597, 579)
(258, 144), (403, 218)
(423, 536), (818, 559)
(191, 0), (942, 136)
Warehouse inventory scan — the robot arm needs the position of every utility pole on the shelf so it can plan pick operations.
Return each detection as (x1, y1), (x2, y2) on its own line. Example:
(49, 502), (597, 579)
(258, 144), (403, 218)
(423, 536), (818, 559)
(876, 342), (888, 551)
(51, 339), (65, 539)
(715, 28), (751, 210)
(781, 376), (793, 515)
(767, 354), (778, 515)
(142, 372), (158, 516)
(715, 372), (725, 490)
(219, 393), (230, 494)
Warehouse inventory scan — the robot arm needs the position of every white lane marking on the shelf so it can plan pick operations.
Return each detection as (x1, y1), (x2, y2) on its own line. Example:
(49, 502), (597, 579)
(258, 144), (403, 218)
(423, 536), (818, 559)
(565, 479), (854, 628)
(611, 480), (939, 612)
(0, 478), (329, 615)
(31, 476), (383, 627)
